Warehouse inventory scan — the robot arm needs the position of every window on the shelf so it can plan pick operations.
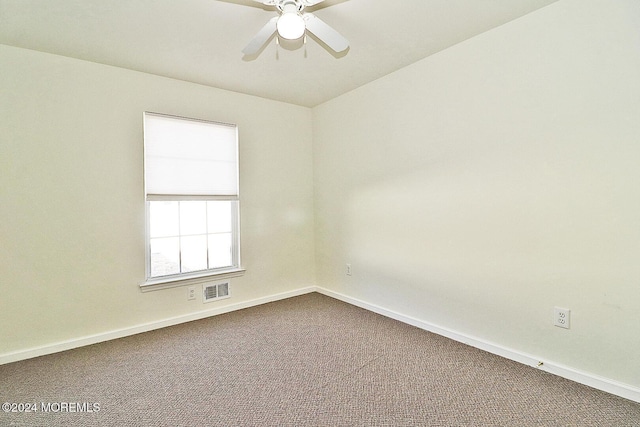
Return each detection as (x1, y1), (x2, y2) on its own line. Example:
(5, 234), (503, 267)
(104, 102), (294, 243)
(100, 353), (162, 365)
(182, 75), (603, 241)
(143, 112), (241, 287)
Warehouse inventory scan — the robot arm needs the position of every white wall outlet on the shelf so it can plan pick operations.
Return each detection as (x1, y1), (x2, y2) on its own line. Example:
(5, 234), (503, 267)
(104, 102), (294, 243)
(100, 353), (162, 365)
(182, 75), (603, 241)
(187, 286), (196, 301)
(346, 263), (352, 276)
(554, 307), (570, 329)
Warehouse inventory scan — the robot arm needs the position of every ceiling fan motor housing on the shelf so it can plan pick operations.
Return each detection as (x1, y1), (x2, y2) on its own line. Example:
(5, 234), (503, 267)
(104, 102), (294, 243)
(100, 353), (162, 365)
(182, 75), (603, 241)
(277, 0), (305, 13)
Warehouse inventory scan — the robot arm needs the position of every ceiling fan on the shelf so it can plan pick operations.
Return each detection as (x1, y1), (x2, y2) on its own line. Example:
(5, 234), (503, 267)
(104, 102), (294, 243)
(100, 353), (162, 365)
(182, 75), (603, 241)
(242, 0), (349, 57)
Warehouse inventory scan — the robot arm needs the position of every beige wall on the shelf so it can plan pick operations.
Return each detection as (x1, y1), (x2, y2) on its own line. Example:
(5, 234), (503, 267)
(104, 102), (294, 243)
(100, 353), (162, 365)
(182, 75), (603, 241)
(313, 0), (640, 388)
(0, 45), (316, 355)
(2, 0), (639, 397)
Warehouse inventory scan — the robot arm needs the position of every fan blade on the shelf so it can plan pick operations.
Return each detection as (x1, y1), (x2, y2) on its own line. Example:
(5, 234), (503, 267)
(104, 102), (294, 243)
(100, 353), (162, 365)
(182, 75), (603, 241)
(242, 16), (278, 56)
(251, 0), (277, 5)
(303, 13), (349, 53)
(301, 0), (326, 6)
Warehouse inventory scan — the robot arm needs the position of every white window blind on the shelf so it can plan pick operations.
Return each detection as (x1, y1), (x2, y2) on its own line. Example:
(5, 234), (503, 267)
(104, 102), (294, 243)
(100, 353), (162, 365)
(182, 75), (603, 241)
(144, 112), (238, 199)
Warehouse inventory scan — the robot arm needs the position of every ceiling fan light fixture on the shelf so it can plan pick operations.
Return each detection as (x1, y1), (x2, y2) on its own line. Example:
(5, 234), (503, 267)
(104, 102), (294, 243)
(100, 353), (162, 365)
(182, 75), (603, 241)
(277, 12), (305, 40)
(242, 0), (349, 58)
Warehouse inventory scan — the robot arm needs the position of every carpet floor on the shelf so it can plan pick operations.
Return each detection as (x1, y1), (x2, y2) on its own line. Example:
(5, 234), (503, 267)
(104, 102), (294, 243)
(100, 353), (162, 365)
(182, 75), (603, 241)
(1, 292), (639, 426)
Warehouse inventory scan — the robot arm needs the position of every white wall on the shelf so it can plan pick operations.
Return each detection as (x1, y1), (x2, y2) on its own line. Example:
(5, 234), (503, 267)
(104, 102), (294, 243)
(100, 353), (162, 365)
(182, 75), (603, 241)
(313, 0), (640, 390)
(0, 45), (316, 356)
(2, 0), (640, 401)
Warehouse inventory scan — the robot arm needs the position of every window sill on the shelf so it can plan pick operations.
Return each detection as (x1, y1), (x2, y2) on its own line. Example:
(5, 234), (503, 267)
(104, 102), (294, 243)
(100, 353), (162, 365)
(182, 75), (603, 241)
(140, 268), (246, 292)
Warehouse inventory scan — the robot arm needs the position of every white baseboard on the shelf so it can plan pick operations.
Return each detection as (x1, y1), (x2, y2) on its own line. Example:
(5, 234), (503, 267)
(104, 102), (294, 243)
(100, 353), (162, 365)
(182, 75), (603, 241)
(3, 285), (638, 404)
(0, 286), (316, 366)
(315, 287), (640, 404)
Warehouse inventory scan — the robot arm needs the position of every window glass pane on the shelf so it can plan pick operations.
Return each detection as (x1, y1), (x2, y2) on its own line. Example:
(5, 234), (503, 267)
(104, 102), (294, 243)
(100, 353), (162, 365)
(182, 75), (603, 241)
(180, 201), (207, 236)
(208, 233), (232, 269)
(149, 201), (179, 238)
(207, 201), (232, 233)
(150, 237), (180, 276)
(181, 235), (208, 273)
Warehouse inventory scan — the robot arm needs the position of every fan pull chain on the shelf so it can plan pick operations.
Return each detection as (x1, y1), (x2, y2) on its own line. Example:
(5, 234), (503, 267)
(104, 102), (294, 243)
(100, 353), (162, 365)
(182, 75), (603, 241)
(275, 36), (280, 60)
(304, 33), (307, 58)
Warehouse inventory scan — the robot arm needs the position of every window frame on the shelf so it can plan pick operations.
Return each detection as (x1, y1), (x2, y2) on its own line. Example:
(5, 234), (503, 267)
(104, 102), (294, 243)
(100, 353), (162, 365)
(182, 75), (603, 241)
(141, 112), (244, 292)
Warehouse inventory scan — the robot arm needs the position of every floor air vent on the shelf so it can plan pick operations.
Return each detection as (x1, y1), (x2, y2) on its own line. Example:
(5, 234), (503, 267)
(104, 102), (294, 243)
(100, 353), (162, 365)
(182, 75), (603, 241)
(203, 282), (231, 303)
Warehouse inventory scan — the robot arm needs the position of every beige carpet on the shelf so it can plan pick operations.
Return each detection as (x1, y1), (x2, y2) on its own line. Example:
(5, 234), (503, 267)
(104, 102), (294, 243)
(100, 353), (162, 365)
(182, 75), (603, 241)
(1, 293), (639, 426)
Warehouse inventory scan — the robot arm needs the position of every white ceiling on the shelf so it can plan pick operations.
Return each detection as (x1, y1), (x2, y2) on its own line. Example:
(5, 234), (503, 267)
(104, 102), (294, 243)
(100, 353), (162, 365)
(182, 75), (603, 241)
(0, 0), (558, 107)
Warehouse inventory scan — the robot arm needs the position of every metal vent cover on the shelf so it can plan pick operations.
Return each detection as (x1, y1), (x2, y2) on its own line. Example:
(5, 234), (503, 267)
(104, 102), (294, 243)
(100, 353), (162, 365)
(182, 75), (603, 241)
(203, 282), (231, 303)
(217, 282), (229, 298)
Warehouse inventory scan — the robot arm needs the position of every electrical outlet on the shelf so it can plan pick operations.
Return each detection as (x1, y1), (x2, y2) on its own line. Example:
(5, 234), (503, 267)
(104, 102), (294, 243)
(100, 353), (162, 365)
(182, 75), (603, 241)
(187, 286), (196, 301)
(346, 263), (352, 276)
(554, 307), (570, 329)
